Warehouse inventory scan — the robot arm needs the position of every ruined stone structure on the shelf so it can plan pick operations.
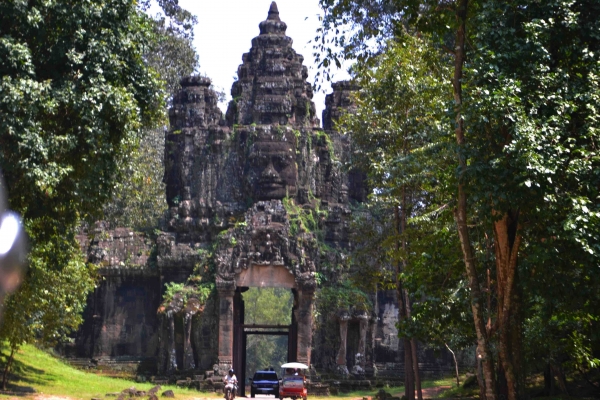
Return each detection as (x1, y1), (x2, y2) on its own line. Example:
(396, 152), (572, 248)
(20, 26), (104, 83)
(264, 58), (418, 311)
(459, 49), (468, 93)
(67, 2), (463, 387)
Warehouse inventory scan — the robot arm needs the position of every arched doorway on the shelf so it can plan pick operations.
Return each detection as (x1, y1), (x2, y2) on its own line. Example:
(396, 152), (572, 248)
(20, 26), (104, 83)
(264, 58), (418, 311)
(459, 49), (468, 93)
(232, 287), (296, 396)
(217, 264), (313, 396)
(214, 200), (317, 389)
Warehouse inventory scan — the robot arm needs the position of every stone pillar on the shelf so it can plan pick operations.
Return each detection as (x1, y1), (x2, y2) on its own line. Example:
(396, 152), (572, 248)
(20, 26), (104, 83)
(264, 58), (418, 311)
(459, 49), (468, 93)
(166, 310), (177, 373)
(357, 313), (368, 367)
(366, 316), (377, 377)
(295, 289), (314, 365)
(336, 311), (350, 368)
(217, 288), (235, 373)
(183, 311), (195, 370)
(183, 298), (200, 370)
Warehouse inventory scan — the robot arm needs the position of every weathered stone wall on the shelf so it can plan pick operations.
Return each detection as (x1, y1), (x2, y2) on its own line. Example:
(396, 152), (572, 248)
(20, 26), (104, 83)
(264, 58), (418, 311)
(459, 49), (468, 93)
(69, 227), (160, 372)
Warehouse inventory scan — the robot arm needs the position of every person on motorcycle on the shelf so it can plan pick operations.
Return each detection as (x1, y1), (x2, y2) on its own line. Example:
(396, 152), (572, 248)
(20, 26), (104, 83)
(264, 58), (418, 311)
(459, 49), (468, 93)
(223, 368), (238, 399)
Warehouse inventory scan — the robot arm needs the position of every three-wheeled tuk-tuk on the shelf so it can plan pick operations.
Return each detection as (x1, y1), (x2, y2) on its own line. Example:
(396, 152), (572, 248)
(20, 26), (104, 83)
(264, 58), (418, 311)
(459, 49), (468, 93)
(279, 362), (308, 400)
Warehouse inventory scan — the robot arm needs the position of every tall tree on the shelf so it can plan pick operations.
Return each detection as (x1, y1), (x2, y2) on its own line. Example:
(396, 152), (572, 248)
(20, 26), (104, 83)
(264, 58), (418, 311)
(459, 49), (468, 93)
(341, 33), (454, 400)
(0, 0), (164, 386)
(102, 0), (200, 231)
(319, 1), (600, 399)
(463, 1), (600, 397)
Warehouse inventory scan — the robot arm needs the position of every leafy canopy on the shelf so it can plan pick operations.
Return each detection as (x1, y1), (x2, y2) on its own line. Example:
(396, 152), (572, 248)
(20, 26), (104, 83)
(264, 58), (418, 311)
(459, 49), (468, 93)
(0, 0), (165, 352)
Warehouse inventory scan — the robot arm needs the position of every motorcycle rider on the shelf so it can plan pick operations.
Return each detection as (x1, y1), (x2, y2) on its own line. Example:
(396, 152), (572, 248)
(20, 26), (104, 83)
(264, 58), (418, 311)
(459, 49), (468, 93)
(223, 368), (238, 399)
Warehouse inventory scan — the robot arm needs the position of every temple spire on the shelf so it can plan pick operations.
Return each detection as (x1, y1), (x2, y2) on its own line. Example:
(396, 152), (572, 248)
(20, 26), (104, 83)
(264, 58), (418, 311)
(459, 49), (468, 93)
(267, 2), (280, 21)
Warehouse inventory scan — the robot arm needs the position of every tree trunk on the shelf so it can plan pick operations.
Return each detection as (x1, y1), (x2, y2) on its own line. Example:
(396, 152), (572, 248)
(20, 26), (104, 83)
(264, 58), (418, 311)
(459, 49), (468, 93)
(452, 0), (496, 398)
(493, 210), (522, 400)
(395, 205), (414, 400)
(400, 185), (422, 400)
(404, 337), (415, 400)
(445, 343), (460, 387)
(551, 363), (569, 395)
(511, 267), (525, 399)
(411, 339), (422, 400)
(476, 352), (487, 399)
(544, 363), (554, 396)
(2, 347), (15, 390)
(406, 299), (422, 400)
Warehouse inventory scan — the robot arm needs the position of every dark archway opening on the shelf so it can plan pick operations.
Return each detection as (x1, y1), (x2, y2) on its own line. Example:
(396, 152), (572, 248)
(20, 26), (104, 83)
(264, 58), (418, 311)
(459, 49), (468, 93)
(233, 287), (297, 396)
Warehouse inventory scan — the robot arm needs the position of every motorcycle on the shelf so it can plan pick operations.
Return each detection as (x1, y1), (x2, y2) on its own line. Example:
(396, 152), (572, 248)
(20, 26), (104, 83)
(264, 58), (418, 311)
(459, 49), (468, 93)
(225, 383), (238, 400)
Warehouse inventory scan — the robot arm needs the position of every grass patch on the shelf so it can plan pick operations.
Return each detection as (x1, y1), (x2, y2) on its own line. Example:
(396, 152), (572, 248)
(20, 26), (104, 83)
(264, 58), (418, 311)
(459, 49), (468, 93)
(434, 384), (479, 398)
(0, 344), (221, 399)
(0, 346), (463, 400)
(328, 377), (458, 399)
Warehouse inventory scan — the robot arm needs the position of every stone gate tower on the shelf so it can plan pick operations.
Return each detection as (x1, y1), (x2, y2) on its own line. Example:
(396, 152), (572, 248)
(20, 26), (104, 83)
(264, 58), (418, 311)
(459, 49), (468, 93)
(69, 1), (461, 384)
(162, 1), (355, 377)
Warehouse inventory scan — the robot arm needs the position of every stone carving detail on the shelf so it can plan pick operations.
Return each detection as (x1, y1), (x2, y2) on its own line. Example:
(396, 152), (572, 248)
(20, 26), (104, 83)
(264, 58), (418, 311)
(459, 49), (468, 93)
(322, 81), (360, 132)
(70, 0), (461, 380)
(245, 130), (298, 201)
(158, 2), (365, 373)
(226, 2), (319, 128)
(214, 200), (316, 292)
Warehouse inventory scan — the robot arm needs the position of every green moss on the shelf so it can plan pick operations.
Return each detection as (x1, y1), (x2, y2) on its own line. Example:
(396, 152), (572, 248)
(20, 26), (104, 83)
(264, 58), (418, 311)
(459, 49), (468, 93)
(274, 125), (285, 138)
(282, 196), (323, 237)
(315, 130), (337, 161)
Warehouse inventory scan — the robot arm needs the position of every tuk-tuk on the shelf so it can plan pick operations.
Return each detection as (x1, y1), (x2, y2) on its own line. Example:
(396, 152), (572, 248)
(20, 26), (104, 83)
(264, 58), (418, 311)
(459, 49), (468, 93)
(279, 362), (308, 400)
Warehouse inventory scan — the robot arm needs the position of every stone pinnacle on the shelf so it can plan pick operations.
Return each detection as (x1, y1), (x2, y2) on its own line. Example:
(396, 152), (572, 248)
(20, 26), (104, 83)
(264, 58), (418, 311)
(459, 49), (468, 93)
(267, 1), (280, 21)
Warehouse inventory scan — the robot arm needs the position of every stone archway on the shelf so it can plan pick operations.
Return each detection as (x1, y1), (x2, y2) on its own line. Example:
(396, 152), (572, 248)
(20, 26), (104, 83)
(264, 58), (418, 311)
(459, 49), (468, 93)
(214, 200), (317, 378)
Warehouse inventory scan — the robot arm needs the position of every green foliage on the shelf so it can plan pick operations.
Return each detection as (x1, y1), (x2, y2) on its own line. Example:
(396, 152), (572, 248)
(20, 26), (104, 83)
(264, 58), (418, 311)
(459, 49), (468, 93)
(162, 281), (214, 307)
(325, 0), (600, 386)
(341, 33), (470, 349)
(101, 127), (168, 231)
(0, 344), (214, 398)
(243, 287), (292, 326)
(101, 1), (201, 231)
(342, 32), (453, 204)
(315, 130), (337, 162)
(316, 281), (371, 317)
(0, 0), (164, 368)
(462, 0), (600, 375)
(161, 243), (216, 309)
(0, 223), (96, 349)
(283, 196), (328, 238)
(0, 0), (165, 225)
(142, 0), (199, 99)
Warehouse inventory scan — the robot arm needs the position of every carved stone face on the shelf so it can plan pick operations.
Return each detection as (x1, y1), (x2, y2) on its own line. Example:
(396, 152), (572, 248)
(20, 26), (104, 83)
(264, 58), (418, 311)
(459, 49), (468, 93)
(246, 131), (297, 200)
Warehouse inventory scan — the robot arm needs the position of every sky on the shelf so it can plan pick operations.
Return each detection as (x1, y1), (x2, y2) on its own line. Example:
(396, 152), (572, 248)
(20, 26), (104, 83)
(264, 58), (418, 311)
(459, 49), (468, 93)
(177, 0), (350, 125)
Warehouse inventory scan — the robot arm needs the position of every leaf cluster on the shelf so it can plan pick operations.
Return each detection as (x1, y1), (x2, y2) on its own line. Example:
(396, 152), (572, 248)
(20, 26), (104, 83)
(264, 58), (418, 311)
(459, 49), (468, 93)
(0, 0), (165, 357)
(316, 280), (371, 317)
